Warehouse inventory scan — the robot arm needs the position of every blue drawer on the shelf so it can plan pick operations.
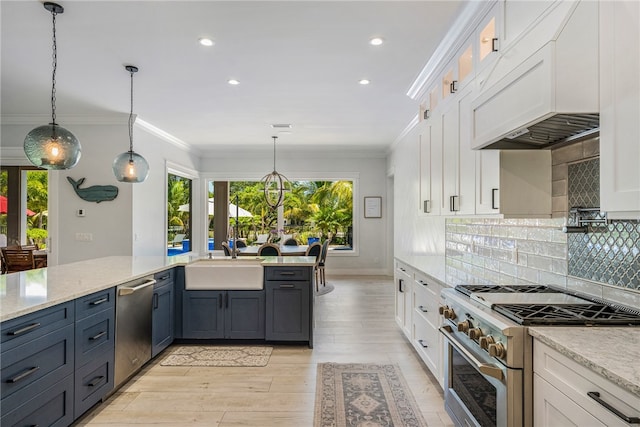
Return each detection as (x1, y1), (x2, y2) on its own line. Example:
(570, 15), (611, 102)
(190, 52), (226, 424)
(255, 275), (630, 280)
(1, 324), (74, 408)
(75, 308), (115, 368)
(154, 268), (175, 286)
(1, 373), (74, 427)
(75, 288), (115, 320)
(74, 355), (114, 418)
(1, 301), (74, 352)
(265, 266), (311, 281)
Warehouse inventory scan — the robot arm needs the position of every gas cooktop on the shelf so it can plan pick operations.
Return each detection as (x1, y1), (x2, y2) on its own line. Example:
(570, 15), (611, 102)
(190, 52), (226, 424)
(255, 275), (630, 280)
(452, 284), (640, 326)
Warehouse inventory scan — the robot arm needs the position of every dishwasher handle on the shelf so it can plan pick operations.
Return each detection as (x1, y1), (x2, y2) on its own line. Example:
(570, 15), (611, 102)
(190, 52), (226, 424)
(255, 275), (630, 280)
(118, 279), (156, 296)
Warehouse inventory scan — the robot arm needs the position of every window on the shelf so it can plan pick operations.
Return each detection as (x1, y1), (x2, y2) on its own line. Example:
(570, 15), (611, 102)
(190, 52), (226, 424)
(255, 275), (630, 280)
(167, 173), (192, 255)
(206, 179), (354, 251)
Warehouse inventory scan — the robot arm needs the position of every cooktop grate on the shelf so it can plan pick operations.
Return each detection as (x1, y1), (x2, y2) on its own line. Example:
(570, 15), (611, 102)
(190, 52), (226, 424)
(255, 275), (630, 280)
(493, 303), (640, 326)
(455, 284), (562, 296)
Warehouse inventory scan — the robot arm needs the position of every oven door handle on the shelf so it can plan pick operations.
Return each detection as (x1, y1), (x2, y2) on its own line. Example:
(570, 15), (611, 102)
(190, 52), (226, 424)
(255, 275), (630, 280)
(440, 325), (504, 381)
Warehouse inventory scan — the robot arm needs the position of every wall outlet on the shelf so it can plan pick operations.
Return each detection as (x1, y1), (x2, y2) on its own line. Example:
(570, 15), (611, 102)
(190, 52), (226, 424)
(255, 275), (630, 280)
(77, 209), (85, 217)
(75, 233), (93, 241)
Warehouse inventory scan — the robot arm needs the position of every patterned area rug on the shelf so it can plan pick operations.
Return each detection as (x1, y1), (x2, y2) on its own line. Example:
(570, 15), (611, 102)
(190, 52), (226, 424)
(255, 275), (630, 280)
(160, 345), (272, 367)
(314, 362), (428, 427)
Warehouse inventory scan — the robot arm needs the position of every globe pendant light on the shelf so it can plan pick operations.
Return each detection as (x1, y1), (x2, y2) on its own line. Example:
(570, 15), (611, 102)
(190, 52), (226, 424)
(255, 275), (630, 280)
(23, 2), (81, 169)
(261, 136), (290, 209)
(112, 65), (149, 183)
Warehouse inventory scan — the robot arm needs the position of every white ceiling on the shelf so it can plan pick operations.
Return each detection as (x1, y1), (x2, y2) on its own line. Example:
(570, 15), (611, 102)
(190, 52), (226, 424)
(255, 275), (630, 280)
(1, 1), (466, 154)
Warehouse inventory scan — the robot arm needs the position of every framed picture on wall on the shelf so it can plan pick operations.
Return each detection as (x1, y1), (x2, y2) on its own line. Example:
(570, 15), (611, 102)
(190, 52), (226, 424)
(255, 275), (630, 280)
(364, 196), (382, 218)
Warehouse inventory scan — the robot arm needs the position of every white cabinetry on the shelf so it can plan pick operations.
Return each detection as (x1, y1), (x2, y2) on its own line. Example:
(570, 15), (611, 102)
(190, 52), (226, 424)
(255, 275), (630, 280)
(441, 88), (476, 215)
(411, 271), (444, 388)
(533, 340), (640, 427)
(394, 260), (412, 337)
(476, 150), (552, 217)
(599, 0), (640, 219)
(419, 121), (442, 216)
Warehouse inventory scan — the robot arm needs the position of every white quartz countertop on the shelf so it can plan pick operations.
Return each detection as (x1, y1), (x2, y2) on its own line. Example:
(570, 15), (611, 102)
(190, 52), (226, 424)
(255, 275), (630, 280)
(0, 255), (316, 322)
(395, 255), (448, 287)
(529, 327), (640, 397)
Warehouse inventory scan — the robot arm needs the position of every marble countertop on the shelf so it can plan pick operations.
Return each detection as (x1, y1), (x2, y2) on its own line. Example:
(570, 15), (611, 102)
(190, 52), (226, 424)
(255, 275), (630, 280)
(0, 254), (317, 322)
(529, 327), (640, 397)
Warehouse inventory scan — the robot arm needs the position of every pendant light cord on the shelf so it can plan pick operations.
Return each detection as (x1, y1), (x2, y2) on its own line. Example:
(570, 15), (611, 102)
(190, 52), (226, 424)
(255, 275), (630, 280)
(129, 69), (134, 154)
(272, 136), (277, 172)
(50, 9), (58, 126)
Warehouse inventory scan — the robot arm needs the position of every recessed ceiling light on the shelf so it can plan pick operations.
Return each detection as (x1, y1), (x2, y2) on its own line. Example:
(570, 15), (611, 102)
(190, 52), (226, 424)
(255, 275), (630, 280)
(369, 37), (384, 46)
(359, 79), (370, 85)
(228, 79), (240, 85)
(199, 38), (214, 47)
(271, 124), (292, 129)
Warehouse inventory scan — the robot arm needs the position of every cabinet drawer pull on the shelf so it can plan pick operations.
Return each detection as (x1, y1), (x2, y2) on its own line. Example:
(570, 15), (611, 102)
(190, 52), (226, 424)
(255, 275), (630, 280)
(153, 293), (159, 309)
(8, 322), (41, 336)
(278, 271), (296, 276)
(398, 279), (404, 293)
(225, 292), (229, 309)
(418, 339), (428, 348)
(449, 195), (460, 212)
(491, 188), (499, 210)
(417, 280), (427, 286)
(89, 331), (107, 341)
(7, 366), (40, 383)
(90, 297), (108, 306)
(279, 284), (295, 288)
(157, 275), (170, 281)
(87, 375), (106, 387)
(587, 391), (640, 424)
(491, 37), (498, 52)
(418, 306), (428, 313)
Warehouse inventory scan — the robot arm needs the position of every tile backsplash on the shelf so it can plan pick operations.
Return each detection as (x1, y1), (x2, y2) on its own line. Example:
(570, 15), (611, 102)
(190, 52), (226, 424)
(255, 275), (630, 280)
(445, 217), (640, 308)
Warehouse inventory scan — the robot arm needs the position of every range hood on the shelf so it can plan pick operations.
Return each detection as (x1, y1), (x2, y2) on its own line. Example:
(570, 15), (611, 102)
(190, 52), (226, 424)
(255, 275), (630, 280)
(482, 113), (599, 150)
(471, 1), (599, 150)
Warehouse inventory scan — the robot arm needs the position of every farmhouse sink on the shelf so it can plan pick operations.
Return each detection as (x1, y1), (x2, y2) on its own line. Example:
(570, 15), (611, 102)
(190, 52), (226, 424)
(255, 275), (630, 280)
(185, 258), (264, 290)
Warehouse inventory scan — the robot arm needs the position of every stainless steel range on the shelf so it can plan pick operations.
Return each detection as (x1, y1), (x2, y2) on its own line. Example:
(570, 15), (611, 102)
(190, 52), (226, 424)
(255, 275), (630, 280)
(439, 284), (640, 427)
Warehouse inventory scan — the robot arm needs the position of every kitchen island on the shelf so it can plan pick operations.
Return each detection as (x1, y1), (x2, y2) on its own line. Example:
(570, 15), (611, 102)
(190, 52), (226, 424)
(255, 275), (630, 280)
(0, 255), (317, 427)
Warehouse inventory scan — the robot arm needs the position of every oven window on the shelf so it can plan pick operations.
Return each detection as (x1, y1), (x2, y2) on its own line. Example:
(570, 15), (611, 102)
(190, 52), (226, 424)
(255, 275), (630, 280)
(451, 347), (497, 426)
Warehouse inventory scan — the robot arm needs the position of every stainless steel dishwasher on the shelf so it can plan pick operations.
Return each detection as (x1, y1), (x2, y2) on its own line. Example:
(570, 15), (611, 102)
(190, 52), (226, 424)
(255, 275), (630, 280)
(115, 276), (156, 388)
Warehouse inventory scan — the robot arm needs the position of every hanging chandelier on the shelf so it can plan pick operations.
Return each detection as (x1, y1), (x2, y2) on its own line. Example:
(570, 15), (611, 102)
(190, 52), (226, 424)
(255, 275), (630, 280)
(24, 2), (81, 170)
(261, 136), (290, 209)
(112, 65), (149, 183)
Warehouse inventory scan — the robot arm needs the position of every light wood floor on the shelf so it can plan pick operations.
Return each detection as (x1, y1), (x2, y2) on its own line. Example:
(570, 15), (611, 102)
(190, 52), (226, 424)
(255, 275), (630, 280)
(75, 275), (454, 426)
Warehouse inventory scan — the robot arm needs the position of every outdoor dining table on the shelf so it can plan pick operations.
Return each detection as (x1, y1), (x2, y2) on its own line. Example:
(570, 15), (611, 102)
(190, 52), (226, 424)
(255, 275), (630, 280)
(237, 244), (309, 256)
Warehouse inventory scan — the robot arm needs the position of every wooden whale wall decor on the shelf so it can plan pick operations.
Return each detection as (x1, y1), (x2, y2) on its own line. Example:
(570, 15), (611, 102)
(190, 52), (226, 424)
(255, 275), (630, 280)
(67, 177), (118, 203)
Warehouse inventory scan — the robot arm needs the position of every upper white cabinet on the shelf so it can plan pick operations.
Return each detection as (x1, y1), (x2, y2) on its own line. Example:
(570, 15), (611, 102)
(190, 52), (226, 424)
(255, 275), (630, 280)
(419, 121), (442, 216)
(441, 87), (476, 215)
(599, 0), (640, 219)
(476, 150), (552, 217)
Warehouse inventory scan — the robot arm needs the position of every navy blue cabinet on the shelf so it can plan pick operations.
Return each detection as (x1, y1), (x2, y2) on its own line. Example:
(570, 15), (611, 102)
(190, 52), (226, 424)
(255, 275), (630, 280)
(265, 266), (313, 347)
(152, 269), (175, 357)
(182, 290), (265, 339)
(74, 288), (115, 418)
(1, 302), (75, 427)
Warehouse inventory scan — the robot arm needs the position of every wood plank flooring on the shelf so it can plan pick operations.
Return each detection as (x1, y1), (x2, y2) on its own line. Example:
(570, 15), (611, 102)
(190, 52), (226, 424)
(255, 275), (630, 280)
(75, 275), (453, 426)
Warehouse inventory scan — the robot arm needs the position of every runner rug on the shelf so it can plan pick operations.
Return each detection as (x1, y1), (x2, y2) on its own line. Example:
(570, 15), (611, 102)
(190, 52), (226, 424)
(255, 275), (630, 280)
(160, 345), (272, 367)
(314, 362), (428, 427)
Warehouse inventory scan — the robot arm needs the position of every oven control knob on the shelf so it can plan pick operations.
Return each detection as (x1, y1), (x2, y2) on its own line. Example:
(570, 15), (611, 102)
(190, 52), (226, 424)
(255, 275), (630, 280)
(468, 328), (483, 340)
(479, 335), (495, 349)
(488, 342), (506, 359)
(457, 320), (471, 333)
(442, 308), (456, 320)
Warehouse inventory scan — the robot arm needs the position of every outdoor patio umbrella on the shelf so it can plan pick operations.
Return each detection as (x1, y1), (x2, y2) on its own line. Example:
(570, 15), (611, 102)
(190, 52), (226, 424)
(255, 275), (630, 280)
(0, 195), (36, 216)
(178, 199), (252, 217)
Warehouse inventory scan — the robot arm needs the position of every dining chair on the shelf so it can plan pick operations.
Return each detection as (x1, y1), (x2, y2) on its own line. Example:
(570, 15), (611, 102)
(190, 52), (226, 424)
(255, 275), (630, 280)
(305, 242), (323, 290)
(317, 239), (330, 288)
(2, 247), (35, 273)
(283, 238), (298, 246)
(221, 241), (232, 256)
(257, 243), (281, 256)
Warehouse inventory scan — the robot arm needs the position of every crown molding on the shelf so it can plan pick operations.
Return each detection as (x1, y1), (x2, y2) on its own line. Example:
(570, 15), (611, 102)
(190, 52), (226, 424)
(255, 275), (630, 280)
(0, 147), (30, 165)
(388, 114), (419, 155)
(136, 118), (198, 155)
